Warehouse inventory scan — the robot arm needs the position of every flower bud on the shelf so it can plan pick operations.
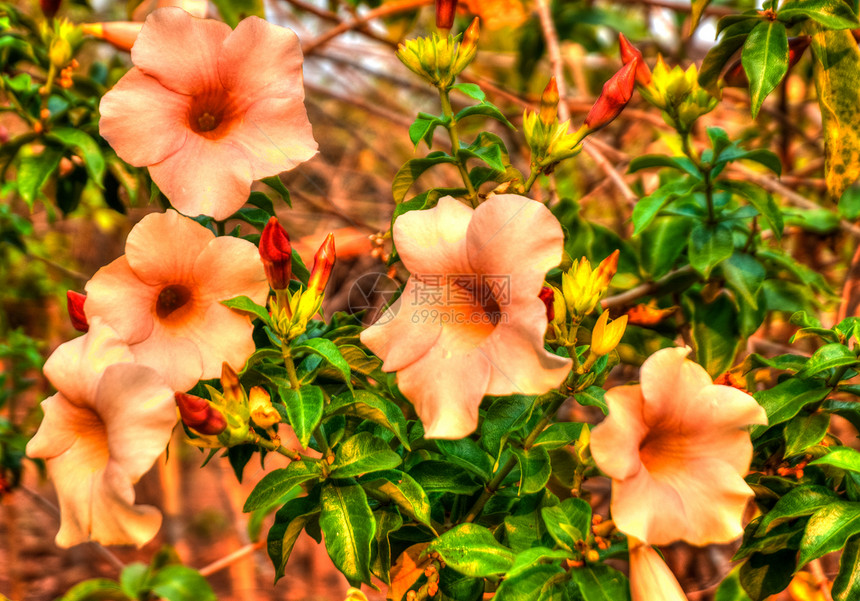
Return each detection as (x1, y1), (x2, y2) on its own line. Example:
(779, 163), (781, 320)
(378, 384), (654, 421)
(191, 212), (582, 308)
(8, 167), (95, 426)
(584, 60), (637, 132)
(562, 250), (619, 318)
(788, 36), (811, 68)
(220, 362), (244, 405)
(41, 0), (62, 19)
(590, 311), (627, 357)
(539, 77), (559, 127)
(436, 0), (457, 30)
(176, 392), (227, 435)
(66, 290), (88, 332)
(624, 300), (675, 326)
(462, 17), (479, 50)
(249, 386), (280, 428)
(618, 33), (651, 85)
(593, 249), (620, 291)
(308, 233), (336, 297)
(49, 37), (72, 69)
(80, 22), (143, 52)
(260, 217), (292, 291)
(539, 286), (555, 322)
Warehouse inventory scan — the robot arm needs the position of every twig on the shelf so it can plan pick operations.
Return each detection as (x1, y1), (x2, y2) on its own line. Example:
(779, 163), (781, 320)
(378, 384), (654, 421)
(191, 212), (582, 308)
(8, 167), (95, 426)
(198, 541), (266, 577)
(601, 265), (698, 310)
(581, 140), (639, 207)
(624, 0), (734, 16)
(838, 244), (860, 323)
(535, 0), (569, 121)
(301, 0), (432, 55)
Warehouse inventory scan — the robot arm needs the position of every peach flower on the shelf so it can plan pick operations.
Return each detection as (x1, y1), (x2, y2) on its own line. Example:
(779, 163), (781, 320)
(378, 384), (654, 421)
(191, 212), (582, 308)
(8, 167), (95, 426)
(84, 210), (269, 391)
(80, 0), (208, 52)
(360, 195), (572, 439)
(627, 537), (688, 601)
(26, 320), (176, 547)
(99, 8), (318, 220)
(590, 347), (767, 546)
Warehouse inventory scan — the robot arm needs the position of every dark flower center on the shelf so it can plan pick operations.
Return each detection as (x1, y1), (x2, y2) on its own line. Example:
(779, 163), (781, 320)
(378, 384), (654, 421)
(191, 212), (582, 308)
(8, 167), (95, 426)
(156, 284), (192, 319)
(196, 112), (217, 132)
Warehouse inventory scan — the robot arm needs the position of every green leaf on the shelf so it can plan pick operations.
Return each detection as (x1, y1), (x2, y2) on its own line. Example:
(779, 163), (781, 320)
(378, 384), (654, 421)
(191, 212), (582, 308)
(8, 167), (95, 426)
(392, 154), (459, 204)
(832, 534), (860, 601)
(454, 103), (515, 129)
(689, 293), (742, 378)
(631, 179), (695, 235)
(59, 579), (129, 601)
(778, 0), (860, 29)
(495, 563), (566, 601)
(795, 342), (859, 378)
(320, 480), (376, 585)
(716, 567), (753, 601)
(784, 411), (830, 456)
(508, 547), (573, 578)
(210, 0), (264, 26)
(267, 492), (321, 581)
(628, 154), (699, 176)
(700, 33), (752, 96)
(742, 21), (789, 119)
(481, 395), (538, 461)
(688, 221), (734, 277)
(639, 216), (694, 278)
(426, 523), (515, 578)
(458, 143), (505, 172)
(512, 446), (551, 495)
(451, 83), (486, 101)
(690, 0), (714, 32)
(569, 564), (631, 601)
(359, 470), (434, 529)
(752, 378), (830, 438)
(809, 447), (860, 472)
(757, 485), (839, 534)
(261, 175), (292, 207)
(150, 566), (216, 601)
(723, 181), (784, 237)
(799, 501), (860, 566)
(540, 498), (591, 553)
(120, 563), (150, 599)
(371, 507), (403, 585)
(408, 461), (481, 495)
(532, 422), (584, 450)
(221, 295), (272, 325)
(722, 253), (766, 309)
(436, 438), (494, 481)
(330, 432), (402, 478)
(47, 127), (105, 185)
(293, 338), (352, 388)
(408, 115), (447, 150)
(739, 549), (796, 600)
(17, 148), (62, 208)
(327, 390), (410, 450)
(244, 461), (322, 512)
(278, 385), (324, 448)
(810, 29), (860, 198)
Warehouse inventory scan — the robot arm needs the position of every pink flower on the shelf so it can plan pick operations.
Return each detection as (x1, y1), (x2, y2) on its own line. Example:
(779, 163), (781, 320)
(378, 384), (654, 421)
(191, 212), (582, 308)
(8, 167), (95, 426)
(26, 320), (176, 547)
(99, 8), (318, 220)
(627, 537), (687, 601)
(84, 210), (269, 391)
(360, 195), (572, 439)
(590, 347), (767, 546)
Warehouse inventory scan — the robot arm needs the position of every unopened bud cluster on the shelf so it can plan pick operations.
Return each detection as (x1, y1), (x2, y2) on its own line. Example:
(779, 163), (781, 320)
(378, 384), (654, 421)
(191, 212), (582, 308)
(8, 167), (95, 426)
(638, 57), (716, 133)
(396, 19), (479, 90)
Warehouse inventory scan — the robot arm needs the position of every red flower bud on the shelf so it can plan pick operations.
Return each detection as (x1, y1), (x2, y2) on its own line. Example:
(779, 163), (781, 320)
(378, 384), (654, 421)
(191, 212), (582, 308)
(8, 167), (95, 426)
(618, 33), (651, 85)
(539, 77), (559, 127)
(584, 60), (637, 132)
(722, 59), (747, 88)
(436, 0), (457, 30)
(260, 216), (292, 290)
(308, 234), (336, 297)
(66, 290), (88, 332)
(176, 392), (227, 435)
(220, 362), (243, 403)
(40, 0), (62, 19)
(462, 17), (480, 50)
(788, 36), (811, 68)
(539, 286), (555, 322)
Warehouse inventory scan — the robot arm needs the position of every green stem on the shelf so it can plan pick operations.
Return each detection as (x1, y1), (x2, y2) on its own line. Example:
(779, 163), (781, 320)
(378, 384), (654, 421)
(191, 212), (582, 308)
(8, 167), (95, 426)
(314, 423), (333, 458)
(680, 131), (716, 224)
(523, 166), (541, 195)
(253, 434), (302, 461)
(282, 347), (301, 389)
(439, 88), (478, 207)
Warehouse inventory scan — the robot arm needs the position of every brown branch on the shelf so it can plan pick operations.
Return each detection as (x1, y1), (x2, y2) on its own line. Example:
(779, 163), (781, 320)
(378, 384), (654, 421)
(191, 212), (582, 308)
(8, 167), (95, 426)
(199, 541), (266, 577)
(535, 0), (569, 121)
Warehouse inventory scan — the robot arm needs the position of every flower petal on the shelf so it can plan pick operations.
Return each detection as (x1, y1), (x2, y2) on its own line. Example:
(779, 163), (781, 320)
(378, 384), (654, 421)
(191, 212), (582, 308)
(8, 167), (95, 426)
(131, 7), (230, 95)
(147, 134), (253, 220)
(218, 16), (305, 101)
(99, 68), (190, 166)
(130, 331), (204, 392)
(26, 393), (92, 459)
(395, 329), (491, 439)
(96, 363), (176, 480)
(394, 197), (473, 276)
(126, 210), (215, 286)
(683, 383), (768, 435)
(85, 257), (157, 345)
(360, 278), (443, 372)
(639, 347), (711, 429)
(628, 539), (688, 601)
(228, 96), (318, 179)
(591, 385), (648, 480)
(610, 466), (687, 545)
(479, 297), (570, 395)
(193, 234), (269, 307)
(467, 194), (564, 300)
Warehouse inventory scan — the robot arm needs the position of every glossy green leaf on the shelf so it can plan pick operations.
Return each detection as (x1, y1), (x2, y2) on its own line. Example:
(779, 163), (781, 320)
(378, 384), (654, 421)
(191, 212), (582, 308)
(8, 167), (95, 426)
(784, 412), (830, 456)
(810, 447), (860, 472)
(267, 492), (321, 581)
(795, 342), (859, 378)
(59, 579), (129, 601)
(739, 549), (796, 600)
(689, 293), (741, 378)
(149, 566), (215, 601)
(541, 498), (591, 553)
(688, 221), (734, 277)
(569, 564), (630, 601)
(752, 378), (830, 437)
(700, 32), (752, 96)
(244, 461), (322, 512)
(327, 390), (410, 449)
(426, 523), (515, 578)
(722, 253), (766, 310)
(221, 295), (272, 325)
(329, 432), (402, 478)
(512, 446), (551, 495)
(481, 394), (537, 460)
(17, 148), (62, 208)
(716, 567), (753, 601)
(293, 338), (352, 388)
(640, 216), (694, 278)
(47, 127), (105, 185)
(742, 21), (789, 119)
(628, 154), (699, 176)
(631, 179), (695, 235)
(120, 563), (149, 599)
(454, 103), (515, 129)
(495, 563), (566, 601)
(757, 485), (839, 533)
(690, 0), (713, 32)
(210, 0), (264, 26)
(371, 507), (403, 585)
(436, 438), (494, 481)
(392, 153), (459, 204)
(811, 29), (860, 199)
(320, 480), (376, 585)
(832, 534), (860, 601)
(532, 422), (584, 450)
(451, 83), (486, 101)
(799, 501), (860, 566)
(409, 114), (447, 149)
(508, 547), (573, 578)
(778, 0), (860, 29)
(278, 384), (325, 448)
(575, 386), (608, 414)
(261, 175), (292, 207)
(408, 460), (481, 495)
(359, 470), (433, 529)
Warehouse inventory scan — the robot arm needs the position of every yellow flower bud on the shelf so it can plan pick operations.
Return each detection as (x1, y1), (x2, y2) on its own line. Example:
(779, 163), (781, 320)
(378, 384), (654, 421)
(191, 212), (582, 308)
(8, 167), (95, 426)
(249, 386), (280, 428)
(561, 250), (619, 318)
(590, 311), (627, 357)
